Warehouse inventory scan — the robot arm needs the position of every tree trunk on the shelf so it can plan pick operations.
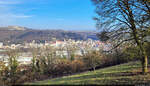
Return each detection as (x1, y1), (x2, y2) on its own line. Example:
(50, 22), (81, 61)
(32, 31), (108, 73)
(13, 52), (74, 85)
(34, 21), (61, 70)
(125, 2), (148, 74)
(142, 51), (148, 74)
(93, 67), (95, 71)
(133, 33), (148, 74)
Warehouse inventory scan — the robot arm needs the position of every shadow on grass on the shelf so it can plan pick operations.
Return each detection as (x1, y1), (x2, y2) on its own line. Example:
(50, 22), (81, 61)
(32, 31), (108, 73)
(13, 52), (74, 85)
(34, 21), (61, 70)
(27, 61), (150, 85)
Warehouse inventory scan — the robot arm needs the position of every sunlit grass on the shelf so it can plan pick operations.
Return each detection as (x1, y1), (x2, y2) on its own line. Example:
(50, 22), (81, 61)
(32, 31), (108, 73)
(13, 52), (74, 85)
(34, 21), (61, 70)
(25, 61), (150, 85)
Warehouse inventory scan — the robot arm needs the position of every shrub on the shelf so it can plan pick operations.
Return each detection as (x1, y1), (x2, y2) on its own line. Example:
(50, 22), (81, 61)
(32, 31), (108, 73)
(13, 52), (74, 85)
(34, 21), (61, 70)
(53, 59), (72, 75)
(71, 60), (85, 73)
(102, 45), (141, 67)
(0, 61), (7, 76)
(0, 75), (5, 86)
(122, 46), (141, 62)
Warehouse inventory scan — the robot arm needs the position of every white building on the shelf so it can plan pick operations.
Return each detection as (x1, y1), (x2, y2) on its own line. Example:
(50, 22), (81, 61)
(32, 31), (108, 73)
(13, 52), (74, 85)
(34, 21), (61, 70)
(0, 42), (3, 48)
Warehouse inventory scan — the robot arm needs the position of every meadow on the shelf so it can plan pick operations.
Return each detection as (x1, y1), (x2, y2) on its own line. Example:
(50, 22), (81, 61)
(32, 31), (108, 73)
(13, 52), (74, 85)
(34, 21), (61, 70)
(26, 61), (150, 85)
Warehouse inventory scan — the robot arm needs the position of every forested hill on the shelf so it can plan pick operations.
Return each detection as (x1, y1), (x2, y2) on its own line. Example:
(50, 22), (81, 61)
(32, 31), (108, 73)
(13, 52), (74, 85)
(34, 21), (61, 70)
(0, 26), (98, 44)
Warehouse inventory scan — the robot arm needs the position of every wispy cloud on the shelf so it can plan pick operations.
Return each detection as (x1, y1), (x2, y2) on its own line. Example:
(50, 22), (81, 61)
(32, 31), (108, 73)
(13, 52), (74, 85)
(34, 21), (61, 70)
(12, 15), (33, 18)
(0, 0), (34, 26)
(0, 0), (21, 5)
(0, 13), (33, 25)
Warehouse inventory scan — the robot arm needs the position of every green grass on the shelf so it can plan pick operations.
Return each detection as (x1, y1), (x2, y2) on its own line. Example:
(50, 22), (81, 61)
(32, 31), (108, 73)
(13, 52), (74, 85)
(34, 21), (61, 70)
(26, 61), (150, 85)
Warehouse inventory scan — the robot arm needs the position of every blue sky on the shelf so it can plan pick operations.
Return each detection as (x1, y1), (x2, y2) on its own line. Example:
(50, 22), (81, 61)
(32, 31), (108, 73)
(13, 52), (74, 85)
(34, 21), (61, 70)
(0, 0), (96, 31)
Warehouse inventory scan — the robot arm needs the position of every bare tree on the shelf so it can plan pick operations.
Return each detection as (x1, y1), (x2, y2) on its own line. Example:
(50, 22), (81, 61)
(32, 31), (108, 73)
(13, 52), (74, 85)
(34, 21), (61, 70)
(31, 48), (39, 72)
(92, 0), (150, 74)
(38, 46), (57, 74)
(65, 41), (78, 61)
(6, 49), (19, 84)
(82, 50), (102, 71)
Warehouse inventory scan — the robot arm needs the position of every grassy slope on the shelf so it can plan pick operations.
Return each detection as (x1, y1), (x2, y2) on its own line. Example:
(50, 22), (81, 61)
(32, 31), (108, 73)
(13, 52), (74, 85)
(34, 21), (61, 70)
(26, 61), (150, 85)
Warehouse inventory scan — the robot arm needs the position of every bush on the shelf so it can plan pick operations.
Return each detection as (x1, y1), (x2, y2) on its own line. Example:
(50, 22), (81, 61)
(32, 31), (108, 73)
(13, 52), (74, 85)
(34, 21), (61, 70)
(122, 46), (141, 62)
(0, 76), (4, 86)
(101, 45), (141, 67)
(71, 60), (85, 73)
(47, 59), (86, 76)
(53, 59), (72, 75)
(16, 72), (49, 84)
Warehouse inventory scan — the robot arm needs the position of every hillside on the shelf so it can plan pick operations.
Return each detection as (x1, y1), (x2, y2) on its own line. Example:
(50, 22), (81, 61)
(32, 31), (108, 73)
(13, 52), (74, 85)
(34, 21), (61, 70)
(0, 26), (98, 44)
(26, 61), (150, 85)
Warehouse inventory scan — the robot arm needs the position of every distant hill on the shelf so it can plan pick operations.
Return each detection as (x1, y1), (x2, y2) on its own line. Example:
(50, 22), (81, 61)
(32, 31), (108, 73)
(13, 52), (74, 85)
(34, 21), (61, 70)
(0, 26), (98, 44)
(0, 26), (28, 31)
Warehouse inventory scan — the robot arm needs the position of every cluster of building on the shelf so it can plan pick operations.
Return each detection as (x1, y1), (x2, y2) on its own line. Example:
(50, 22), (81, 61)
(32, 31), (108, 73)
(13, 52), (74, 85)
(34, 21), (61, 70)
(0, 39), (111, 66)
(0, 39), (110, 50)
